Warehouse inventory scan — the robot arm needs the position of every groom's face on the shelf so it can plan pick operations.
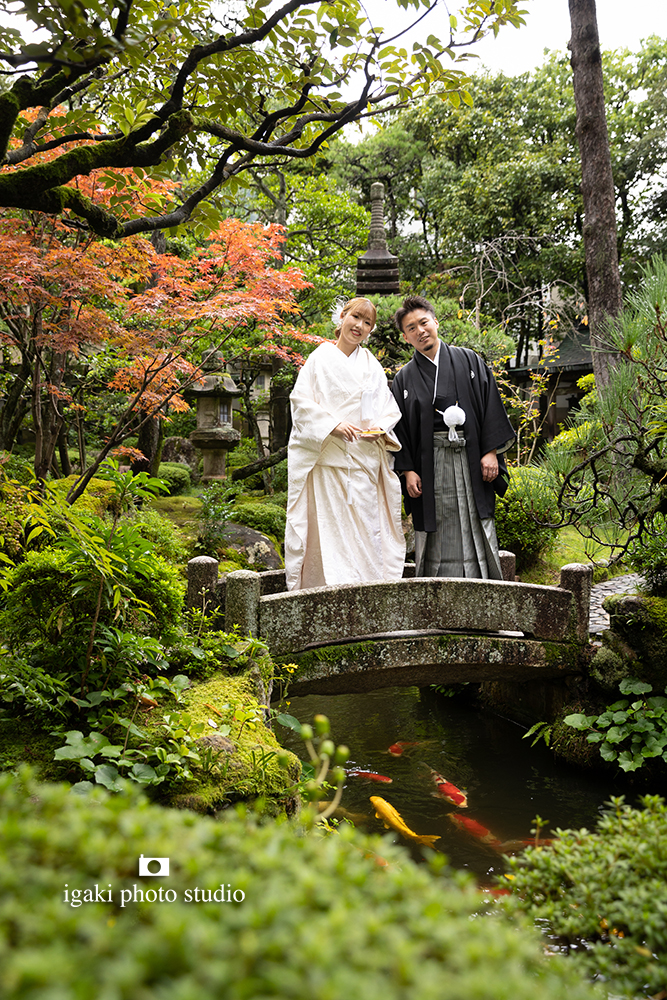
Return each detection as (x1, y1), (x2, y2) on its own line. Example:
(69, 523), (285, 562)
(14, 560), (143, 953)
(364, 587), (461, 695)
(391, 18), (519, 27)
(400, 309), (440, 357)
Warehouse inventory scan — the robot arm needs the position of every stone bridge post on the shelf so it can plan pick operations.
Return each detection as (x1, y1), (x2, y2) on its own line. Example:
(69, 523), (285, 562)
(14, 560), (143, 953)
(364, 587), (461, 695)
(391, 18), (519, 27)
(559, 563), (593, 640)
(186, 555), (219, 612)
(225, 569), (261, 637)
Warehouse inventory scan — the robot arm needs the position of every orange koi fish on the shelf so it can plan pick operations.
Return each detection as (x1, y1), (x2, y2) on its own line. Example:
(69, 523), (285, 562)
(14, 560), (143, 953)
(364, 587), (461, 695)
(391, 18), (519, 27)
(424, 766), (468, 808)
(447, 812), (502, 848)
(347, 770), (393, 783)
(387, 741), (423, 756)
(370, 796), (440, 848)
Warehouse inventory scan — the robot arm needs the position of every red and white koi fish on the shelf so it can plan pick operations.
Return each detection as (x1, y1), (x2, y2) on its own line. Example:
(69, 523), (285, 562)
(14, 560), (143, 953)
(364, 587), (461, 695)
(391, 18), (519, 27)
(347, 770), (393, 783)
(423, 765), (468, 808)
(447, 812), (502, 848)
(387, 741), (424, 756)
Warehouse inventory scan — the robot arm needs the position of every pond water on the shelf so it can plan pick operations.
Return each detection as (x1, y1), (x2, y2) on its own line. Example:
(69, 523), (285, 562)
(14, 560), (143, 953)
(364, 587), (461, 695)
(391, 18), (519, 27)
(276, 685), (624, 885)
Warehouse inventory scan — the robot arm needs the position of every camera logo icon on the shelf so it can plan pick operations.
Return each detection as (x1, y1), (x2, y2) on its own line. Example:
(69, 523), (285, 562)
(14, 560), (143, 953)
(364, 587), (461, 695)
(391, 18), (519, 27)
(138, 854), (170, 877)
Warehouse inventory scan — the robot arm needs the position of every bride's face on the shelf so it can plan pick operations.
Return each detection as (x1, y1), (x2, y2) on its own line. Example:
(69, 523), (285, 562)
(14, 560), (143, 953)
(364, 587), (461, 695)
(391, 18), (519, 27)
(337, 306), (374, 355)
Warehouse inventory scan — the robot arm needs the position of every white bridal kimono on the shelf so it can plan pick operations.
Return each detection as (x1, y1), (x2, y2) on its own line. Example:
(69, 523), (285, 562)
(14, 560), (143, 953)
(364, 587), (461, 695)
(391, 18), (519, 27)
(285, 342), (406, 590)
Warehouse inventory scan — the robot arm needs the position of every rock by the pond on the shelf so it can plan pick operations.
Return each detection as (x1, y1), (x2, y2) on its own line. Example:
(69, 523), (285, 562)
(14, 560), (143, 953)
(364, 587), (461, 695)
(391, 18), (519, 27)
(196, 734), (237, 753)
(603, 590), (667, 686)
(220, 522), (283, 571)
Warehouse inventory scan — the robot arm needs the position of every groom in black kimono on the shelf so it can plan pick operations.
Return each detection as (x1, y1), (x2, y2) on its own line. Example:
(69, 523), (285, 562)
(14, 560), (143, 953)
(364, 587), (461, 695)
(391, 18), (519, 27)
(391, 295), (515, 578)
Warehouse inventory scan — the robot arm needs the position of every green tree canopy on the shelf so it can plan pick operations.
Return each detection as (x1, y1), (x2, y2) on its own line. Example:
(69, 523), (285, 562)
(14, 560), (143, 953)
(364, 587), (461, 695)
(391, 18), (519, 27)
(327, 40), (667, 356)
(0, 0), (526, 239)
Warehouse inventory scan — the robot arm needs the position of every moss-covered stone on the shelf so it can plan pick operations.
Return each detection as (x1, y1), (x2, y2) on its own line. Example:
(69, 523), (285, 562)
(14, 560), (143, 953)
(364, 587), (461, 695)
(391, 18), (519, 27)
(275, 641), (376, 680)
(550, 707), (612, 771)
(589, 641), (633, 693)
(155, 667), (300, 814)
(604, 593), (667, 687)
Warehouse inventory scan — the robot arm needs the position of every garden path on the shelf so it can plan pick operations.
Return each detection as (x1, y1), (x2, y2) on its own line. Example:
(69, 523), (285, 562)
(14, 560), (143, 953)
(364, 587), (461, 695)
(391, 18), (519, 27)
(589, 573), (644, 634)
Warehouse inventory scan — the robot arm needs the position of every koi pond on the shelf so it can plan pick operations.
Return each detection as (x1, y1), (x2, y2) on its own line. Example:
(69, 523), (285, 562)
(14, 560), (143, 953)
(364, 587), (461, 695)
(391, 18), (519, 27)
(276, 685), (624, 884)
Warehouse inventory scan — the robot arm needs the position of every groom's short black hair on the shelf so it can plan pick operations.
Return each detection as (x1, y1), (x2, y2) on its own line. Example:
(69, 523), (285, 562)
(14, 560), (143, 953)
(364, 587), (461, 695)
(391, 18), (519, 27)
(394, 295), (436, 333)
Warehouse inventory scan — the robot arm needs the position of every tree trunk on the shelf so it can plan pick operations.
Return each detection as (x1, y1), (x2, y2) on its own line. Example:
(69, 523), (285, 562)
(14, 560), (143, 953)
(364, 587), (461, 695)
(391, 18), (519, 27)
(58, 421), (72, 477)
(568, 0), (622, 390)
(0, 348), (31, 451)
(231, 446), (287, 482)
(131, 412), (162, 476)
(240, 381), (272, 493)
(33, 339), (67, 480)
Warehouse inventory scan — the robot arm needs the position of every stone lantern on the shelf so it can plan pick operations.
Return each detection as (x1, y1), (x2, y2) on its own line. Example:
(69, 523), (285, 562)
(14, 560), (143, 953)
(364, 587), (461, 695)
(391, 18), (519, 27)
(356, 181), (400, 296)
(187, 350), (241, 481)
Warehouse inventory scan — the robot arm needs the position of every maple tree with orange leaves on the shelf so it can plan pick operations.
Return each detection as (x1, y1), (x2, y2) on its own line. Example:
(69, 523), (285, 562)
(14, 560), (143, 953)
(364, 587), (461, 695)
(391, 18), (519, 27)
(0, 187), (317, 495)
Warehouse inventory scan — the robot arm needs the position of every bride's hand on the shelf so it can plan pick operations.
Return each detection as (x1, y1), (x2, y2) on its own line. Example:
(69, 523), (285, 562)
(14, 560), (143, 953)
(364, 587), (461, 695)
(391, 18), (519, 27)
(332, 421), (363, 442)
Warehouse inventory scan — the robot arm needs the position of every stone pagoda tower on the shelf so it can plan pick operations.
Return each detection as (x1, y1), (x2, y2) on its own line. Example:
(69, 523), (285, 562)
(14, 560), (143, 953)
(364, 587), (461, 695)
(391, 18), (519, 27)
(356, 182), (400, 296)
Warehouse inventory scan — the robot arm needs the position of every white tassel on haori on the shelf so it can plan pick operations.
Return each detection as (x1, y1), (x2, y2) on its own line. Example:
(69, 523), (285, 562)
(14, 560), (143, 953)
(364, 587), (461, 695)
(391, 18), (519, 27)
(441, 404), (466, 442)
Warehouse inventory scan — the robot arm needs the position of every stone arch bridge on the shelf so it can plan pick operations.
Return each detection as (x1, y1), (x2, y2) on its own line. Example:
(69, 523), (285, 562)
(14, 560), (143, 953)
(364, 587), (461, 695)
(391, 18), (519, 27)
(187, 557), (593, 696)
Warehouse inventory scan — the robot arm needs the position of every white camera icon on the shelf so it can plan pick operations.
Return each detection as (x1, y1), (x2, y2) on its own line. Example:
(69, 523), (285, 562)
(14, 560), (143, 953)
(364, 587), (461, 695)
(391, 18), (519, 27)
(138, 854), (170, 876)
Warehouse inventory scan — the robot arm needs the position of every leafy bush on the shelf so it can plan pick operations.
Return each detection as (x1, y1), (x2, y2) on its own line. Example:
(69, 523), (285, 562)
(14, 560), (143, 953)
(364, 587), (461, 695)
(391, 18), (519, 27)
(126, 554), (185, 638)
(0, 770), (602, 1000)
(230, 501), (286, 540)
(507, 795), (667, 998)
(197, 481), (238, 555)
(0, 478), (32, 557)
(0, 451), (34, 484)
(130, 507), (189, 566)
(0, 527), (184, 684)
(547, 420), (603, 457)
(628, 513), (667, 595)
(157, 461), (192, 496)
(495, 466), (559, 571)
(564, 677), (667, 772)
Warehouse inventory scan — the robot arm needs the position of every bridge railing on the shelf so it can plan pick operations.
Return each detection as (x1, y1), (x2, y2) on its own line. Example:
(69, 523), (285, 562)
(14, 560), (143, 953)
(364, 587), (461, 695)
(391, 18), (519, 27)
(187, 557), (593, 656)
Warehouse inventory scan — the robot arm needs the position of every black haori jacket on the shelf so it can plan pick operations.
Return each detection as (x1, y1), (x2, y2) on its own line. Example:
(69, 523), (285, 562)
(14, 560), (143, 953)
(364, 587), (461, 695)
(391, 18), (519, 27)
(391, 342), (515, 532)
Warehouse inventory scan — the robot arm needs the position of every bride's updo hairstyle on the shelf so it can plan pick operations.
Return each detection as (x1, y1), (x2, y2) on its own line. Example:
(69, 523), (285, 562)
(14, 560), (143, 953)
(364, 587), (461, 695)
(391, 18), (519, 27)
(332, 297), (377, 339)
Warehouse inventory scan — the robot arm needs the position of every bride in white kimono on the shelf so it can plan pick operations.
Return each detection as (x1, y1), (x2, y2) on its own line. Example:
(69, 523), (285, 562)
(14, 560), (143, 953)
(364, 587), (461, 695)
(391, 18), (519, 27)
(285, 298), (406, 590)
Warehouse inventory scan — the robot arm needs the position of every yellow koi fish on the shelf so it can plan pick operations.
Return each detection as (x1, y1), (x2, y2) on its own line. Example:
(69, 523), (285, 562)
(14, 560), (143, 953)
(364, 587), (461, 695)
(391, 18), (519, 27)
(370, 796), (441, 847)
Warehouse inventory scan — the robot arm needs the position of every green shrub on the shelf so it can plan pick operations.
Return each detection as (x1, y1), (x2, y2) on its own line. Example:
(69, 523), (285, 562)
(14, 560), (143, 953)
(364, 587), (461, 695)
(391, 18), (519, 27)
(270, 457), (288, 492)
(0, 451), (34, 484)
(130, 507), (189, 566)
(0, 531), (185, 674)
(507, 794), (667, 998)
(0, 770), (602, 1000)
(495, 466), (559, 571)
(128, 555), (185, 637)
(231, 501), (286, 540)
(628, 513), (667, 595)
(197, 482), (238, 555)
(157, 461), (192, 496)
(0, 478), (32, 557)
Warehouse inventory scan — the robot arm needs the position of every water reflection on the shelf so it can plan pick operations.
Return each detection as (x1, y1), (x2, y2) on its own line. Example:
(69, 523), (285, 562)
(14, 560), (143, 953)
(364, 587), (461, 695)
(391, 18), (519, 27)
(276, 686), (623, 881)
